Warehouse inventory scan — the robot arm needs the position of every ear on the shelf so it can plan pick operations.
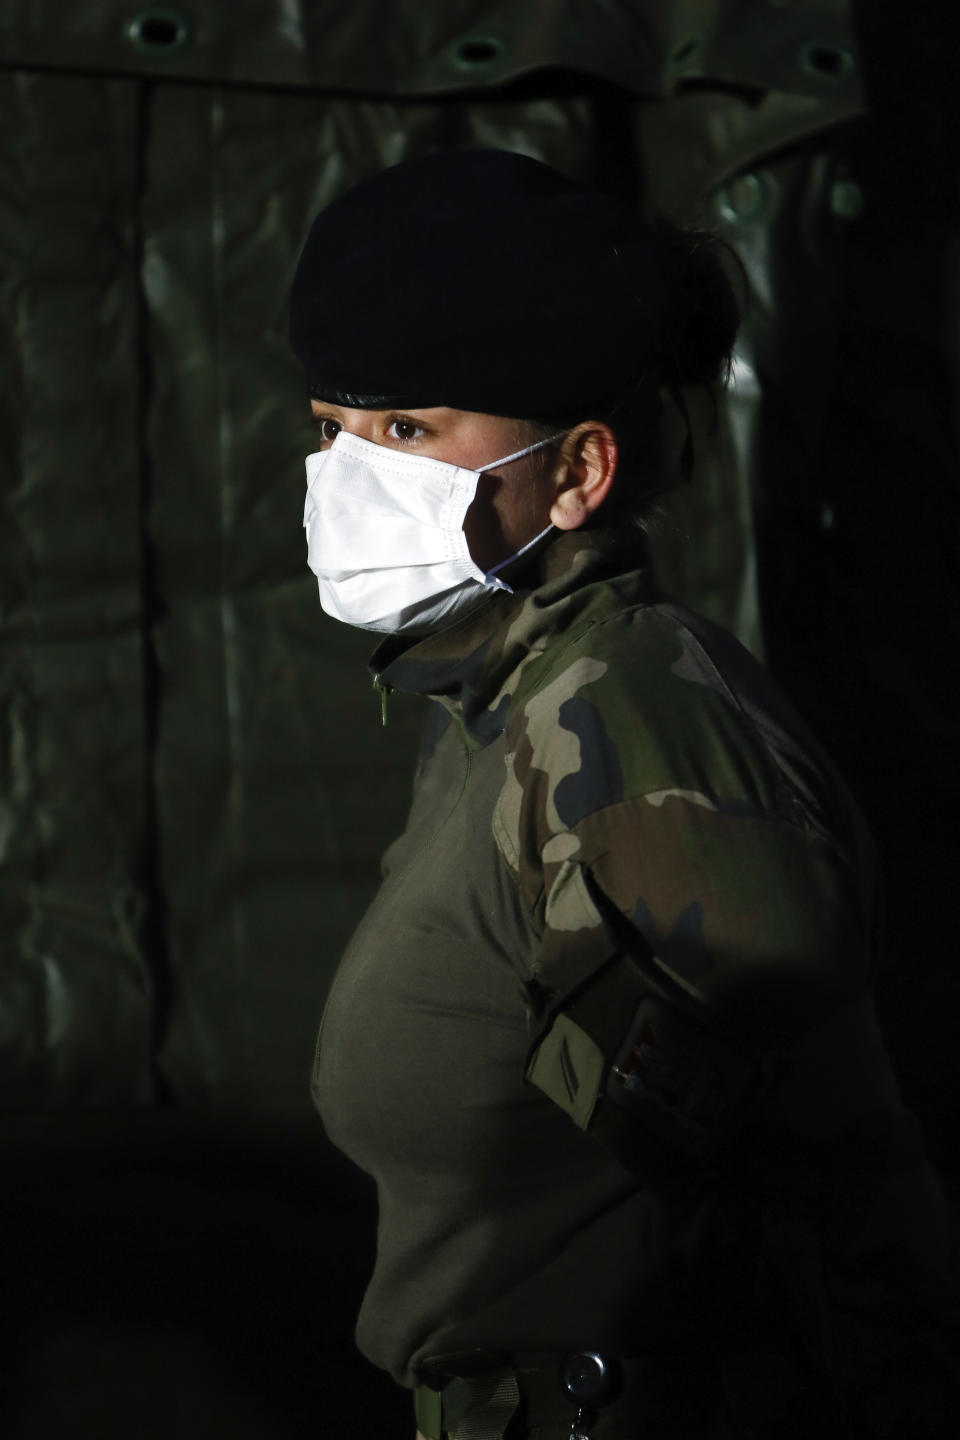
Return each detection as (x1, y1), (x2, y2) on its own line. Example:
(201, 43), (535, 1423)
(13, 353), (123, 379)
(548, 422), (618, 530)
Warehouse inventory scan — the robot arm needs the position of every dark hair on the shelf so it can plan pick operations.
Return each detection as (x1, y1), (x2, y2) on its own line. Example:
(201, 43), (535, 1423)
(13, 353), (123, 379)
(526, 219), (745, 527)
(651, 219), (743, 395)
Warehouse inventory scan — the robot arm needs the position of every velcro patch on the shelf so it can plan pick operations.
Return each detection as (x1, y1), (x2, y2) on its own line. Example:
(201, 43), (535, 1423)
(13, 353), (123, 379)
(525, 1012), (606, 1130)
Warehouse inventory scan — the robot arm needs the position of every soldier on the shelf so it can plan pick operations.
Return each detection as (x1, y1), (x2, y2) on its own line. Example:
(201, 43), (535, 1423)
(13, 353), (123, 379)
(290, 150), (957, 1438)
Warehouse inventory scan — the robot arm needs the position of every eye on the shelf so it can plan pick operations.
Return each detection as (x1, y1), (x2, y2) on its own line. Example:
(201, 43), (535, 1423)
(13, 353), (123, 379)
(313, 415), (342, 445)
(386, 417), (426, 444)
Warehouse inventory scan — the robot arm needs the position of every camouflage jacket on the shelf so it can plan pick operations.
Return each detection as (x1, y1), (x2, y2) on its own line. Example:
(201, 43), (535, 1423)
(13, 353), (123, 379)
(318, 526), (956, 1420)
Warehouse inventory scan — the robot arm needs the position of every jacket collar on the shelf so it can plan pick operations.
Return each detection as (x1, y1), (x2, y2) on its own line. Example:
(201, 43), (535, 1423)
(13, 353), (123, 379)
(369, 527), (650, 748)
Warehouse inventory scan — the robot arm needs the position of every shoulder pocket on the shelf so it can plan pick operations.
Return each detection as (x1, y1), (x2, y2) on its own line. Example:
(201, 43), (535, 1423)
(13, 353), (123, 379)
(525, 868), (763, 1170)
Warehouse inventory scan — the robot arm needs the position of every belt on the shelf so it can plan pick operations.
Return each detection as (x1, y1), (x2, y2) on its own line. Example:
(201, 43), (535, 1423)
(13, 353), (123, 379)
(413, 1347), (710, 1440)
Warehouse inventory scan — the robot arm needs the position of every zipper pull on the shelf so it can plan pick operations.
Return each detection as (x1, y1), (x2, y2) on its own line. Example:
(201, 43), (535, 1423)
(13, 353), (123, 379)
(372, 675), (392, 726)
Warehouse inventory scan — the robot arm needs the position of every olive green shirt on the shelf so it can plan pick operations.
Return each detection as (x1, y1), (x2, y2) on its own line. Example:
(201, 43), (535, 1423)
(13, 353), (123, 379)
(314, 530), (956, 1417)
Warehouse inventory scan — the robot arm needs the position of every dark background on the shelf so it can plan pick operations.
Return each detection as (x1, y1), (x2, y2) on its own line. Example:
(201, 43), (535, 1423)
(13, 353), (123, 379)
(1, 3), (957, 1435)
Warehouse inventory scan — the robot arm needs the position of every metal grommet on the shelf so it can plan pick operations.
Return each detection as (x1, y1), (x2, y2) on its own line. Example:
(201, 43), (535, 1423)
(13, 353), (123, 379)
(829, 178), (864, 219)
(125, 7), (192, 57)
(715, 171), (769, 226)
(799, 40), (856, 81)
(451, 35), (505, 71)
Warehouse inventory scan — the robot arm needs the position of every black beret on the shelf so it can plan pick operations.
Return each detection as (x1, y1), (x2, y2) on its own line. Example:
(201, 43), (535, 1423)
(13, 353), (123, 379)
(289, 149), (668, 421)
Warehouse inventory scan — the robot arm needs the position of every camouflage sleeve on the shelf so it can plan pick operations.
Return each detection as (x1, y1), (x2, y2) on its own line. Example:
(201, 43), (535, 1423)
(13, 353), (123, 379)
(493, 605), (872, 1053)
(494, 605), (960, 1417)
(491, 601), (902, 1165)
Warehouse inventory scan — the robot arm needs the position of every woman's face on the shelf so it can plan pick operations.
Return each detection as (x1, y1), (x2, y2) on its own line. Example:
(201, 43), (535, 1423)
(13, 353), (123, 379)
(309, 402), (560, 573)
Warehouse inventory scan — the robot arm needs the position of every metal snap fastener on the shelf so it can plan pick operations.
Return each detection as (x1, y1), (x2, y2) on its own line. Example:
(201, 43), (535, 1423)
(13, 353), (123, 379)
(561, 1352), (613, 1406)
(125, 7), (192, 57)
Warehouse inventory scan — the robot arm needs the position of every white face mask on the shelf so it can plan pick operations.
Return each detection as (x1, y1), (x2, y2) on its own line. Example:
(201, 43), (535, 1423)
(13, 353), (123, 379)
(302, 428), (562, 635)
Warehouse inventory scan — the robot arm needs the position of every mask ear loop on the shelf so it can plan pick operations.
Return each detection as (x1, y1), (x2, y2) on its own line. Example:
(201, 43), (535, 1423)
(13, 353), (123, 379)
(483, 430), (567, 471)
(477, 430), (567, 592)
(483, 524), (555, 593)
